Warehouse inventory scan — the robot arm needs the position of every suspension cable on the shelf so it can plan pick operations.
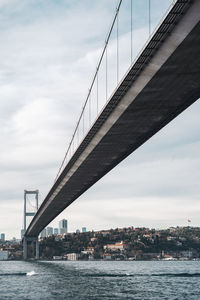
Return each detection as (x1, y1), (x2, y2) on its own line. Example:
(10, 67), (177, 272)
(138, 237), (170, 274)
(117, 11), (119, 84)
(97, 71), (99, 114)
(89, 90), (91, 126)
(149, 0), (151, 36)
(26, 195), (37, 211)
(106, 46), (108, 101)
(54, 0), (123, 182)
(131, 0), (133, 63)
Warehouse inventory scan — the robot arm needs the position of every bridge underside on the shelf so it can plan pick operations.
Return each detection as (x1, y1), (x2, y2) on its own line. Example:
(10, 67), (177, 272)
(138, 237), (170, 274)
(26, 0), (200, 237)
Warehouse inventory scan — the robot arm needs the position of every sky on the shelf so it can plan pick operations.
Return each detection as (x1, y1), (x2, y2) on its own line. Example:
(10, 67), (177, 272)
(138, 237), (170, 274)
(0, 0), (199, 239)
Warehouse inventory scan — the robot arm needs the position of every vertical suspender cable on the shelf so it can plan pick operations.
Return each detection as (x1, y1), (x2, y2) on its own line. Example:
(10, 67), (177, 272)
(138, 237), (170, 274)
(89, 90), (91, 126)
(117, 11), (119, 84)
(97, 71), (99, 115)
(77, 125), (79, 146)
(106, 46), (108, 102)
(69, 142), (71, 158)
(83, 111), (84, 137)
(149, 0), (151, 36)
(131, 0), (133, 63)
(54, 0), (122, 183)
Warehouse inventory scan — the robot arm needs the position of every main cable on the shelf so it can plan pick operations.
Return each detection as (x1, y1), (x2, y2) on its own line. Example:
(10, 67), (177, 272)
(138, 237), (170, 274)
(54, 0), (122, 182)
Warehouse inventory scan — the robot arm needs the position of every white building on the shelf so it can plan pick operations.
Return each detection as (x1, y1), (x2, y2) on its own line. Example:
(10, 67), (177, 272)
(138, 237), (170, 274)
(66, 253), (79, 261)
(104, 241), (126, 251)
(53, 256), (62, 260)
(81, 247), (95, 255)
(0, 250), (8, 260)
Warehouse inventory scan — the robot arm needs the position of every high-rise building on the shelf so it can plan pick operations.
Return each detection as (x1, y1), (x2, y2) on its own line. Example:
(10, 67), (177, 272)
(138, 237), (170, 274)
(59, 219), (68, 235)
(54, 228), (59, 236)
(82, 227), (86, 233)
(0, 233), (5, 241)
(40, 228), (47, 238)
(21, 229), (25, 239)
(76, 229), (80, 234)
(46, 227), (53, 237)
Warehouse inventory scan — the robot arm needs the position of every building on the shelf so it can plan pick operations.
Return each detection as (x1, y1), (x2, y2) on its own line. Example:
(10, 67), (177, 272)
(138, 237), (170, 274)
(46, 227), (53, 237)
(66, 253), (79, 261)
(104, 241), (127, 251)
(59, 219), (68, 235)
(40, 228), (47, 238)
(21, 229), (25, 240)
(0, 250), (8, 260)
(81, 247), (95, 255)
(53, 256), (62, 260)
(0, 233), (5, 241)
(82, 227), (86, 233)
(54, 228), (59, 236)
(103, 254), (112, 260)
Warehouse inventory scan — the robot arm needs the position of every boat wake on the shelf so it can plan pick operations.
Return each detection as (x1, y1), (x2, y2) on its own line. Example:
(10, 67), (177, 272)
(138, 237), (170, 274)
(0, 270), (37, 277)
(84, 272), (200, 278)
(152, 273), (200, 277)
(0, 272), (27, 276)
(26, 270), (37, 276)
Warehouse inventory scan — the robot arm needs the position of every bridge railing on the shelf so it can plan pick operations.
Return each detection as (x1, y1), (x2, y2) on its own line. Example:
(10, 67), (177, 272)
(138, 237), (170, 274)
(54, 0), (174, 182)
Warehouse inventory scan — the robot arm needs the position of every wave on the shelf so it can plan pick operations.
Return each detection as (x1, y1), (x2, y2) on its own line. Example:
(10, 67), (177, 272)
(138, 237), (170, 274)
(84, 273), (136, 277)
(0, 270), (37, 277)
(1, 271), (198, 278)
(83, 272), (200, 278)
(152, 273), (200, 277)
(0, 272), (27, 276)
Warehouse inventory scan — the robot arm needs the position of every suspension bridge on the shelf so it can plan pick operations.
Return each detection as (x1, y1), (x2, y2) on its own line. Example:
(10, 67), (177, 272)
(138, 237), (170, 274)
(23, 0), (200, 259)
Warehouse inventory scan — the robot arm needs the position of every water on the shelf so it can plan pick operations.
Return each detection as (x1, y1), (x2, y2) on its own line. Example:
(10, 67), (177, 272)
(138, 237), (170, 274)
(0, 260), (200, 299)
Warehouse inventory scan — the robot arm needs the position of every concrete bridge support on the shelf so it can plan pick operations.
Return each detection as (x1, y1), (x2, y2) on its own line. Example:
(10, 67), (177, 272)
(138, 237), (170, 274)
(23, 237), (27, 260)
(36, 238), (39, 260)
(23, 236), (39, 260)
(23, 190), (39, 260)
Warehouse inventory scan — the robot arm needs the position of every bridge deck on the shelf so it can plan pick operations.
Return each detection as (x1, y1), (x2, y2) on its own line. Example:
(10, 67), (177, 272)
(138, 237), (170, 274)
(26, 0), (200, 237)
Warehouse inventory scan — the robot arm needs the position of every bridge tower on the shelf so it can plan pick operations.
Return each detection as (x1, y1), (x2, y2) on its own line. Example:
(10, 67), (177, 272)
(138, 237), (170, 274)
(23, 190), (39, 260)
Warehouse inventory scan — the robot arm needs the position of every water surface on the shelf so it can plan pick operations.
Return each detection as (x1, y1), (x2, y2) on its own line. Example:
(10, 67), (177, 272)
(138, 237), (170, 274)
(0, 260), (200, 299)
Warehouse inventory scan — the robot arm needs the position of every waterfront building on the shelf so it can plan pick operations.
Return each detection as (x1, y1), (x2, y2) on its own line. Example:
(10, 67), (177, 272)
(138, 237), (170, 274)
(0, 233), (5, 241)
(104, 241), (127, 251)
(81, 247), (95, 255)
(46, 227), (53, 236)
(53, 256), (62, 260)
(0, 250), (8, 260)
(82, 227), (86, 233)
(59, 219), (68, 235)
(66, 253), (79, 261)
(103, 254), (112, 260)
(54, 228), (59, 236)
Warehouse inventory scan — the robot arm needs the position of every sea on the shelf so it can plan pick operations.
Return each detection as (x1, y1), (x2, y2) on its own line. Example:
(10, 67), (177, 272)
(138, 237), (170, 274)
(0, 260), (200, 299)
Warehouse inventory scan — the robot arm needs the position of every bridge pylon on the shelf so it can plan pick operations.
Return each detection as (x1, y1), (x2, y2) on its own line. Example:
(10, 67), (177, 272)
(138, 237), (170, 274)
(23, 190), (39, 260)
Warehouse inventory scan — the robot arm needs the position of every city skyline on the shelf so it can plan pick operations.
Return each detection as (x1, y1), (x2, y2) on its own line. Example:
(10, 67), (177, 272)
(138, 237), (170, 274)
(0, 0), (200, 239)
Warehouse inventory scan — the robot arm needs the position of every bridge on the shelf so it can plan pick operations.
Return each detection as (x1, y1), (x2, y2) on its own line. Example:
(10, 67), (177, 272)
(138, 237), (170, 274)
(23, 0), (200, 259)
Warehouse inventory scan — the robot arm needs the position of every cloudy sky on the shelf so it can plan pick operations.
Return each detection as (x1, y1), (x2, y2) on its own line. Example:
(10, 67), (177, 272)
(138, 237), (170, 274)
(0, 0), (199, 239)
